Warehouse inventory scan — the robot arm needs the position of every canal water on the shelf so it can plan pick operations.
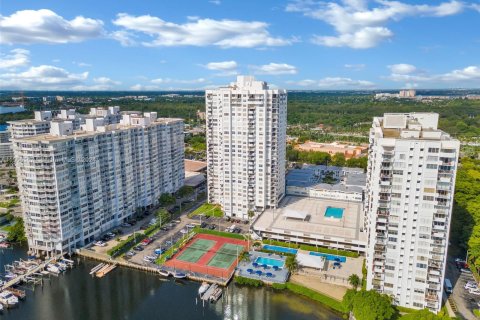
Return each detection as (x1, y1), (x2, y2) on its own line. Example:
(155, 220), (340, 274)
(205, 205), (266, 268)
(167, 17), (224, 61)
(0, 246), (341, 320)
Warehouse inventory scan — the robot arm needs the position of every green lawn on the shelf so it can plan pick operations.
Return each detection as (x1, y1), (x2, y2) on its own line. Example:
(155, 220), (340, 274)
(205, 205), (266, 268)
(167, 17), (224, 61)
(189, 203), (223, 218)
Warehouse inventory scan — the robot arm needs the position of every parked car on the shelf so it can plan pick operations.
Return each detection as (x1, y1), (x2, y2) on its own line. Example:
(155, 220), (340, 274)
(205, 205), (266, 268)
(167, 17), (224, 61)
(186, 223), (195, 228)
(469, 288), (480, 295)
(121, 223), (131, 228)
(94, 241), (107, 247)
(125, 251), (136, 257)
(134, 246), (144, 251)
(200, 222), (207, 228)
(208, 224), (216, 230)
(461, 268), (473, 274)
(464, 282), (477, 290)
(141, 238), (153, 246)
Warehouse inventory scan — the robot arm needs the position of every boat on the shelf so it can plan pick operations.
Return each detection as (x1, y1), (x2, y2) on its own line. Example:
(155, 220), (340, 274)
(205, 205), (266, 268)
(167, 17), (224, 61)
(209, 287), (223, 303)
(0, 290), (18, 307)
(173, 272), (187, 279)
(0, 242), (10, 249)
(46, 264), (60, 274)
(4, 273), (16, 280)
(0, 303), (3, 311)
(198, 282), (210, 296)
(158, 269), (170, 277)
(5, 288), (26, 300)
(201, 284), (218, 301)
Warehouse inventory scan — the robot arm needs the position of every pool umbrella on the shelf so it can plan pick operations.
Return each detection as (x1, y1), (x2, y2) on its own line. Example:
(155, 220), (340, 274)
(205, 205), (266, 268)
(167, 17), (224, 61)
(334, 258), (341, 262)
(266, 272), (273, 277)
(334, 262), (341, 267)
(252, 262), (258, 268)
(256, 270), (263, 276)
(247, 268), (253, 274)
(262, 264), (268, 269)
(273, 266), (279, 271)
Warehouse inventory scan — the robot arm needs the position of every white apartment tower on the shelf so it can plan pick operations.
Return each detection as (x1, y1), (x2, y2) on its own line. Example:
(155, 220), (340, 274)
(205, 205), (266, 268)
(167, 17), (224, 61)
(206, 76), (287, 219)
(12, 112), (184, 255)
(365, 113), (459, 313)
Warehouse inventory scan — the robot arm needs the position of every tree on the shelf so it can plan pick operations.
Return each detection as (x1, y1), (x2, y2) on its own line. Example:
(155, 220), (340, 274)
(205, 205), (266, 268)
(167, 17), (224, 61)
(399, 308), (451, 320)
(343, 290), (396, 320)
(348, 274), (360, 291)
(177, 186), (194, 198)
(285, 256), (299, 274)
(248, 210), (255, 219)
(156, 208), (169, 226)
(331, 153), (346, 167)
(159, 193), (175, 206)
(7, 217), (27, 243)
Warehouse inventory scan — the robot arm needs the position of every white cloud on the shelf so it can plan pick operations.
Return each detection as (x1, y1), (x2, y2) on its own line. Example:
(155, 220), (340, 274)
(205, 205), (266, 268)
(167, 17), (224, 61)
(388, 63), (417, 74)
(130, 84), (160, 91)
(472, 3), (480, 12)
(151, 78), (207, 84)
(344, 63), (366, 71)
(209, 0), (221, 5)
(112, 13), (292, 48)
(0, 65), (88, 90)
(287, 0), (464, 48)
(0, 48), (30, 69)
(74, 62), (92, 67)
(288, 77), (375, 88)
(205, 61), (237, 71)
(253, 63), (298, 75)
(93, 77), (121, 85)
(386, 64), (480, 85)
(0, 9), (104, 45)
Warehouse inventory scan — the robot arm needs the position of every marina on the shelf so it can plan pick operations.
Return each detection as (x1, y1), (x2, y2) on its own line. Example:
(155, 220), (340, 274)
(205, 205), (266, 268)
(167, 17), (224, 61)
(0, 245), (341, 319)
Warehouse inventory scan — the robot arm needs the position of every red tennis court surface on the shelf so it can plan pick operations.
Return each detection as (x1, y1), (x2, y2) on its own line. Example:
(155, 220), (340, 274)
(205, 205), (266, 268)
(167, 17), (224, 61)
(164, 233), (248, 279)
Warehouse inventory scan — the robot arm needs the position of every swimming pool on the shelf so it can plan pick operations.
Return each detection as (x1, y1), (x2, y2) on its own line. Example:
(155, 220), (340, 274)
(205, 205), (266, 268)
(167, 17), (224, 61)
(324, 206), (344, 219)
(263, 245), (298, 255)
(309, 251), (347, 262)
(255, 256), (285, 268)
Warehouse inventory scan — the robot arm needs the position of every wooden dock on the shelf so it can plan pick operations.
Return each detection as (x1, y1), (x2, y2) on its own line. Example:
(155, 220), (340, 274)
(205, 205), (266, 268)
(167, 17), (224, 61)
(1, 255), (61, 291)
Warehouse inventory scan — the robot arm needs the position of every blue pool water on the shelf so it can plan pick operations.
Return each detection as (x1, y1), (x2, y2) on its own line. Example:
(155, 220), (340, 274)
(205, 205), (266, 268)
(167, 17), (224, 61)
(255, 257), (285, 268)
(324, 207), (344, 219)
(309, 252), (347, 262)
(263, 245), (298, 255)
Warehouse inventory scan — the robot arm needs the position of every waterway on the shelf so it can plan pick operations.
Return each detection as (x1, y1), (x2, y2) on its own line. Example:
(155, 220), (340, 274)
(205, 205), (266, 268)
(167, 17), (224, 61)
(0, 106), (26, 114)
(0, 245), (341, 320)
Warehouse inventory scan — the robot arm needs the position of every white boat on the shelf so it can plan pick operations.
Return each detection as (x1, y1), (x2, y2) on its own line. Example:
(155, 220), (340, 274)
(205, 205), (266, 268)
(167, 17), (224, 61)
(198, 282), (210, 296)
(0, 303), (3, 311)
(158, 269), (170, 277)
(173, 272), (187, 279)
(0, 280), (4, 287)
(0, 291), (18, 307)
(46, 264), (60, 274)
(4, 273), (16, 280)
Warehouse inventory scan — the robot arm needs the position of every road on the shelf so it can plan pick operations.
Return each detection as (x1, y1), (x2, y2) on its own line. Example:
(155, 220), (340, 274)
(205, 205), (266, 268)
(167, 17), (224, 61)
(445, 256), (477, 320)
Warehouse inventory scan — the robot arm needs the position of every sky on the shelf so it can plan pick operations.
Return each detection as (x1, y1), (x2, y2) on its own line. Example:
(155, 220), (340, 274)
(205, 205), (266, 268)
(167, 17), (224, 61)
(1, 0), (480, 91)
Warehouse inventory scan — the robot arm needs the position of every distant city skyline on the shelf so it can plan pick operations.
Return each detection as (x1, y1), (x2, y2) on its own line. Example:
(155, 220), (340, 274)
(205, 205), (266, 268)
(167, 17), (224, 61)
(1, 0), (480, 90)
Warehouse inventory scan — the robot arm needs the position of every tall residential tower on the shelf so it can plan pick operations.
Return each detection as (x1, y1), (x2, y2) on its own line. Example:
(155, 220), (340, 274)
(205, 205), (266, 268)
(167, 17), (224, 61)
(12, 112), (184, 255)
(206, 76), (287, 219)
(365, 113), (459, 312)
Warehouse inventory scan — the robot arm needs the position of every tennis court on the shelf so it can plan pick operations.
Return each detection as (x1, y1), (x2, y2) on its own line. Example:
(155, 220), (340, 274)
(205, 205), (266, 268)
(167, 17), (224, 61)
(207, 243), (245, 269)
(176, 239), (215, 263)
(164, 233), (248, 279)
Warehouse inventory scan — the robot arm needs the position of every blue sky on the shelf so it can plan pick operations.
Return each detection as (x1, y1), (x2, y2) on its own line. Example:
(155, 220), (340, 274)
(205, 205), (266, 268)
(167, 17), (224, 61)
(1, 0), (479, 90)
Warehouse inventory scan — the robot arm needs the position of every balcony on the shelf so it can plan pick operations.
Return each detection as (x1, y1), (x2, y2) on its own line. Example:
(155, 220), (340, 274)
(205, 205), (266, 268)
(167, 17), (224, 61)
(425, 294), (438, 302)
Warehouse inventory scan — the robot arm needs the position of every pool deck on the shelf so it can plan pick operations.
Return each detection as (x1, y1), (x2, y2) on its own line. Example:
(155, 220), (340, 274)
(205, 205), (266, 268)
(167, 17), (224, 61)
(253, 196), (367, 252)
(236, 251), (289, 284)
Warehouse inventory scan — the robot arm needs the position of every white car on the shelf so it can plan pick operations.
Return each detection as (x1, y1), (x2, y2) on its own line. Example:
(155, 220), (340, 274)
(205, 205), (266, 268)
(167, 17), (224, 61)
(94, 241), (107, 247)
(461, 268), (473, 274)
(469, 288), (480, 295)
(121, 223), (131, 228)
(465, 283), (478, 290)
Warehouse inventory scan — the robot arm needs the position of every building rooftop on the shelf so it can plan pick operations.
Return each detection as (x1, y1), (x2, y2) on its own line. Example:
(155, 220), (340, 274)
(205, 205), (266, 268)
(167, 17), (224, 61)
(254, 196), (367, 244)
(184, 159), (207, 172)
(184, 172), (205, 188)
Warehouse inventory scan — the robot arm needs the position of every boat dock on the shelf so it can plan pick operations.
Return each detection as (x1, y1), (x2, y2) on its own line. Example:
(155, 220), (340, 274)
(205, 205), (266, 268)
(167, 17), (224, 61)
(1, 255), (62, 291)
(75, 248), (233, 286)
(201, 284), (218, 301)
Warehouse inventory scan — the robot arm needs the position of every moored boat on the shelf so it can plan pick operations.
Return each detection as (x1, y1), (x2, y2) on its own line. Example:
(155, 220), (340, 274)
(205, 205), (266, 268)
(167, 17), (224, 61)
(0, 290), (18, 307)
(198, 282), (210, 296)
(173, 272), (187, 279)
(158, 269), (170, 277)
(209, 287), (223, 303)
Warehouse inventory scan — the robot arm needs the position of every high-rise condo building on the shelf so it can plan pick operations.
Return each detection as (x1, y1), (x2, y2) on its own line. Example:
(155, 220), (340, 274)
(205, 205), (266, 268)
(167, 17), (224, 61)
(206, 76), (287, 219)
(12, 112), (184, 256)
(365, 113), (459, 312)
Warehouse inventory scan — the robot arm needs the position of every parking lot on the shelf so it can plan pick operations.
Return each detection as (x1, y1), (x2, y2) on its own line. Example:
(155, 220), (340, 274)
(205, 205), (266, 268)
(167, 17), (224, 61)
(446, 256), (478, 320)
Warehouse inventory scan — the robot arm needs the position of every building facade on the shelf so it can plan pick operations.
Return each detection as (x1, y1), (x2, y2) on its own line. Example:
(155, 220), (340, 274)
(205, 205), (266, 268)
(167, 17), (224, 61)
(365, 113), (459, 312)
(12, 112), (184, 255)
(206, 76), (287, 219)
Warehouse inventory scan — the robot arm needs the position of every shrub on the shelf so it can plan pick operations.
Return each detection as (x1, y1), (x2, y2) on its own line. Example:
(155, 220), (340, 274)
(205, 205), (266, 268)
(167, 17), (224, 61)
(235, 276), (263, 287)
(271, 283), (287, 290)
(194, 227), (245, 240)
(108, 233), (146, 257)
(262, 239), (359, 258)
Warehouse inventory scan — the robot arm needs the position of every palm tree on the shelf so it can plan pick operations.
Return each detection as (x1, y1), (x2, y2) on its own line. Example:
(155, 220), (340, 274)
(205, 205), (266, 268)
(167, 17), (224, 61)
(348, 274), (360, 291)
(285, 256), (299, 274)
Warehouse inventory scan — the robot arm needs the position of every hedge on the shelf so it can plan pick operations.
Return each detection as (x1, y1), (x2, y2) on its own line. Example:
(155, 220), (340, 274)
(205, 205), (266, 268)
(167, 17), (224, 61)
(194, 227), (246, 240)
(108, 233), (147, 257)
(262, 239), (359, 258)
(234, 276), (263, 287)
(258, 248), (296, 257)
(271, 283), (287, 290)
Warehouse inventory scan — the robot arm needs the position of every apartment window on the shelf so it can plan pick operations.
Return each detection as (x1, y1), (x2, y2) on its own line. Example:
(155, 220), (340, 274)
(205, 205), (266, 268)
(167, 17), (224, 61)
(428, 148), (439, 153)
(426, 164), (438, 169)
